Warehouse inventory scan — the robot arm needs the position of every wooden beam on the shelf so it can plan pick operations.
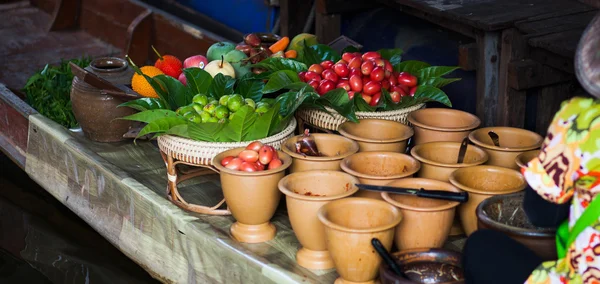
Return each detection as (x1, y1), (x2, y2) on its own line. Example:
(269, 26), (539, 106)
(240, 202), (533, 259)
(316, 0), (375, 15)
(279, 0), (313, 37)
(0, 84), (36, 170)
(497, 29), (527, 128)
(475, 31), (500, 127)
(458, 43), (478, 71)
(125, 9), (153, 65)
(47, 0), (80, 31)
(530, 47), (574, 74)
(508, 59), (573, 90)
(315, 12), (341, 47)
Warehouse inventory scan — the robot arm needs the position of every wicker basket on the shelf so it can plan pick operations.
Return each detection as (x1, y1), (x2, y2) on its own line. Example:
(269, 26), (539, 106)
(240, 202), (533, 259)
(295, 104), (425, 131)
(158, 117), (297, 166)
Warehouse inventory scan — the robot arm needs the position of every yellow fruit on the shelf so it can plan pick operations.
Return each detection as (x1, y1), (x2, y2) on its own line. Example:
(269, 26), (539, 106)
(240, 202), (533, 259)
(132, 66), (164, 98)
(288, 33), (318, 52)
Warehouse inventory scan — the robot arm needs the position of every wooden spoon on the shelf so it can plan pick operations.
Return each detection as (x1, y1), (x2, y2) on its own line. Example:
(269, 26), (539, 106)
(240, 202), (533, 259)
(456, 137), (469, 164)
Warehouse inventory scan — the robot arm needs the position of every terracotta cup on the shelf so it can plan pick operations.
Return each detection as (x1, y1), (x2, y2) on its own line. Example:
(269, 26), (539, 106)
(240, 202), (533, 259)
(515, 150), (541, 169)
(410, 141), (489, 182)
(278, 171), (359, 270)
(468, 127), (543, 170)
(282, 133), (359, 173)
(380, 248), (464, 284)
(213, 148), (292, 243)
(318, 197), (402, 284)
(337, 119), (414, 153)
(340, 152), (420, 200)
(381, 178), (461, 250)
(449, 165), (526, 236)
(407, 108), (481, 145)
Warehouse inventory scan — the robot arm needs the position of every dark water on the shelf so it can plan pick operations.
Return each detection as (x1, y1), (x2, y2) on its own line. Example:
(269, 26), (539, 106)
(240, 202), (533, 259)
(0, 153), (161, 284)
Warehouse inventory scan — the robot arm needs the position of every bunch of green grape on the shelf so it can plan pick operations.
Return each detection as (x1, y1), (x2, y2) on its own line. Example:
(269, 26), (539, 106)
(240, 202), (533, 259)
(176, 94), (272, 124)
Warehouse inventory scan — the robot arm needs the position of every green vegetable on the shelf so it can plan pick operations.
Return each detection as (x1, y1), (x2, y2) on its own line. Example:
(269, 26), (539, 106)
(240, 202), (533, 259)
(22, 57), (92, 128)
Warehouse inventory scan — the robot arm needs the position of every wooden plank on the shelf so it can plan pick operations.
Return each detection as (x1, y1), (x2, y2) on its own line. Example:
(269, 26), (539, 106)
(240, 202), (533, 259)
(516, 10), (598, 37)
(508, 59), (573, 90)
(80, 0), (145, 26)
(0, 6), (50, 31)
(458, 43), (478, 71)
(530, 47), (575, 74)
(279, 0), (312, 37)
(534, 82), (578, 135)
(0, 84), (36, 169)
(47, 0), (80, 31)
(29, 0), (55, 14)
(125, 9), (153, 66)
(528, 29), (585, 58)
(79, 6), (130, 50)
(476, 31), (500, 127)
(497, 29), (527, 127)
(315, 12), (341, 48)
(316, 0), (375, 14)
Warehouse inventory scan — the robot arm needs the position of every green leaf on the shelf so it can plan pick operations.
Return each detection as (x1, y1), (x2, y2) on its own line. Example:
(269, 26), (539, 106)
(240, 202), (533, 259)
(299, 44), (341, 66)
(394, 60), (431, 74)
(262, 70), (301, 94)
(121, 109), (180, 124)
(187, 122), (225, 142)
(207, 73), (236, 100)
(141, 74), (172, 109)
(318, 88), (358, 122)
(353, 94), (377, 112)
(165, 124), (191, 139)
(417, 66), (460, 81)
(153, 75), (193, 109)
(118, 98), (166, 111)
(378, 48), (403, 67)
(275, 86), (319, 117)
(235, 79), (264, 102)
(245, 102), (280, 141)
(137, 117), (188, 138)
(321, 88), (350, 106)
(420, 77), (462, 88)
(250, 58), (307, 73)
(383, 85), (452, 110)
(284, 82), (314, 92)
(184, 68), (213, 95)
(221, 105), (257, 141)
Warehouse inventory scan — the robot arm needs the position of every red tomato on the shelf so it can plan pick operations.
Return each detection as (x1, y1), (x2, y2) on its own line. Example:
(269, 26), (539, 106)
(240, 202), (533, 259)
(336, 59), (347, 65)
(361, 51), (381, 61)
(238, 150), (259, 163)
(389, 91), (401, 103)
(336, 79), (351, 91)
(349, 68), (361, 77)
(240, 162), (258, 172)
(320, 60), (334, 69)
(342, 52), (356, 62)
(268, 158), (283, 170)
(347, 91), (356, 100)
(363, 81), (381, 95)
(333, 63), (350, 78)
(220, 156), (235, 167)
(245, 141), (264, 151)
(258, 146), (274, 165)
(394, 84), (409, 94)
(225, 158), (243, 170)
(381, 79), (391, 90)
(349, 75), (363, 92)
(318, 80), (336, 95)
(397, 72), (418, 87)
(361, 94), (372, 104)
(308, 64), (323, 74)
(322, 69), (339, 83)
(370, 67), (385, 82)
(348, 57), (362, 69)
(391, 85), (408, 97)
(361, 60), (374, 76)
(307, 79), (319, 90)
(384, 60), (393, 73)
(370, 92), (382, 106)
(409, 86), (417, 96)
(389, 74), (398, 85)
(304, 71), (320, 82)
(373, 58), (385, 67)
(298, 71), (307, 82)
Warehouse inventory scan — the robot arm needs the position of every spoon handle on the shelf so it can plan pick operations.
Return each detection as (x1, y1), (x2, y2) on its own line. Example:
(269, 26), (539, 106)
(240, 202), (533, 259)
(488, 131), (500, 147)
(371, 238), (406, 278)
(456, 137), (469, 164)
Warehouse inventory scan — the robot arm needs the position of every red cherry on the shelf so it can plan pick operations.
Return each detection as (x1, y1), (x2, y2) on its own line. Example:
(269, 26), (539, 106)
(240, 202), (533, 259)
(363, 81), (381, 95)
(361, 60), (374, 76)
(373, 58), (385, 67)
(337, 79), (351, 91)
(389, 91), (401, 103)
(298, 71), (307, 82)
(336, 59), (347, 65)
(307, 79), (319, 90)
(370, 92), (382, 106)
(304, 71), (320, 82)
(349, 68), (362, 77)
(320, 60), (334, 69)
(391, 85), (408, 97)
(389, 74), (398, 85)
(384, 60), (393, 73)
(409, 86), (417, 96)
(362, 76), (370, 85)
(342, 52), (356, 62)
(318, 79), (336, 95)
(361, 51), (381, 61)
(397, 72), (418, 87)
(333, 63), (350, 78)
(322, 69), (339, 83)
(370, 67), (385, 82)
(349, 75), (363, 92)
(347, 91), (356, 100)
(308, 64), (324, 74)
(348, 57), (362, 69)
(361, 94), (372, 104)
(381, 79), (391, 90)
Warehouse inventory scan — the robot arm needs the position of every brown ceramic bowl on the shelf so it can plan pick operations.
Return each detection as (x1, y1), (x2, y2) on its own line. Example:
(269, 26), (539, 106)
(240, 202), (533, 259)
(213, 148), (292, 243)
(407, 108), (481, 145)
(449, 165), (527, 236)
(468, 127), (543, 170)
(515, 150), (541, 169)
(341, 152), (421, 200)
(380, 248), (464, 284)
(476, 192), (557, 261)
(338, 119), (414, 153)
(278, 171), (359, 270)
(382, 178), (461, 250)
(318, 197), (402, 284)
(410, 141), (489, 182)
(282, 133), (359, 173)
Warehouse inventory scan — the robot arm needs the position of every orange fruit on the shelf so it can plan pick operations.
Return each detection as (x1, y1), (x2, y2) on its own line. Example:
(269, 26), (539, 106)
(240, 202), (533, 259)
(132, 66), (164, 98)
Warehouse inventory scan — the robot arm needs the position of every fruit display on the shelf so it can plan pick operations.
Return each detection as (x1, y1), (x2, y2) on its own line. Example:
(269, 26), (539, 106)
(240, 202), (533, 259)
(220, 141), (283, 172)
(152, 46), (183, 78)
(175, 94), (273, 124)
(131, 65), (164, 98)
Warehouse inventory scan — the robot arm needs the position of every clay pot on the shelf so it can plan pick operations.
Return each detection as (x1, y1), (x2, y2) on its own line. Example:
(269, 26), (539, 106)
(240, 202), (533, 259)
(340, 152), (420, 200)
(476, 192), (557, 261)
(468, 127), (543, 170)
(318, 197), (402, 284)
(515, 150), (540, 169)
(381, 178), (461, 250)
(410, 141), (489, 182)
(282, 133), (359, 173)
(449, 165), (526, 236)
(337, 119), (414, 153)
(407, 108), (480, 145)
(278, 171), (359, 270)
(70, 57), (136, 142)
(213, 148), (292, 243)
(380, 248), (464, 284)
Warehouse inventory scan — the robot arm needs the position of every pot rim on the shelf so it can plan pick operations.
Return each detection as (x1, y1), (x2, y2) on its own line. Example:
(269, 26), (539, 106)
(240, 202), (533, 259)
(213, 147), (293, 176)
(381, 178), (461, 211)
(89, 57), (129, 73)
(476, 192), (556, 237)
(340, 152), (421, 180)
(410, 142), (489, 168)
(381, 248), (464, 284)
(449, 165), (527, 195)
(278, 170), (360, 201)
(515, 149), (541, 169)
(317, 197), (402, 233)
(337, 119), (414, 144)
(407, 108), (481, 132)
(468, 127), (543, 152)
(281, 133), (360, 161)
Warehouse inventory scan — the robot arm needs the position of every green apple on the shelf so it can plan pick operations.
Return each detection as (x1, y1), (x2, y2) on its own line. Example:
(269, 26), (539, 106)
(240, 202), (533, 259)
(224, 50), (251, 78)
(206, 42), (236, 62)
(204, 58), (236, 78)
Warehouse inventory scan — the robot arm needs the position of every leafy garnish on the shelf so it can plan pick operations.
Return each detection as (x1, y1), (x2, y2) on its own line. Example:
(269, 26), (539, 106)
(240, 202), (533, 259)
(250, 58), (307, 73)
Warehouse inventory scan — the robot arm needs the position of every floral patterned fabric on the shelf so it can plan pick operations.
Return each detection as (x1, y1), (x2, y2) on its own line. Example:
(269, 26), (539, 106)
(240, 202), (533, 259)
(522, 97), (600, 284)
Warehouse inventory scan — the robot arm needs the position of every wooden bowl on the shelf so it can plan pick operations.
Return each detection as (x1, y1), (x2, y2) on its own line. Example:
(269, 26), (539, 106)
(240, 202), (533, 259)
(407, 108), (480, 145)
(477, 192), (557, 260)
(468, 127), (543, 170)
(338, 119), (414, 153)
(380, 248), (464, 284)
